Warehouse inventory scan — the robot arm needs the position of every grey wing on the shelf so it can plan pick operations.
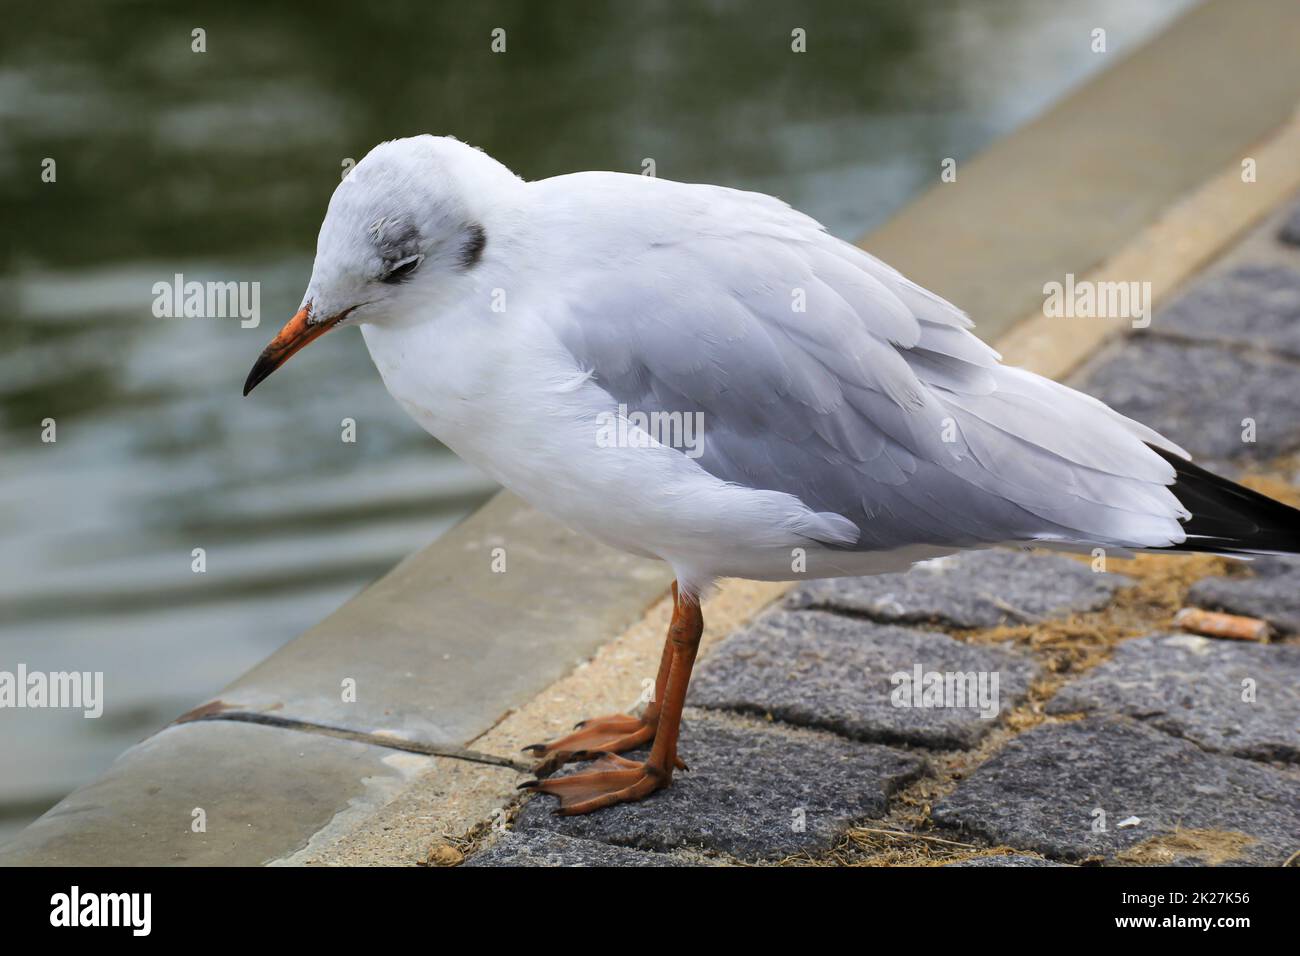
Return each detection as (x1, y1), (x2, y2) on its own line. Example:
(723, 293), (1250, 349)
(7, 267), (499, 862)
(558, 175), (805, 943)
(538, 182), (1189, 552)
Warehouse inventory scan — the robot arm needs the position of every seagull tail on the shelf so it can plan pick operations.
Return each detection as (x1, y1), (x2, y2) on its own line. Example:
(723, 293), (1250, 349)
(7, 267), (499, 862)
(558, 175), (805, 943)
(1148, 445), (1300, 557)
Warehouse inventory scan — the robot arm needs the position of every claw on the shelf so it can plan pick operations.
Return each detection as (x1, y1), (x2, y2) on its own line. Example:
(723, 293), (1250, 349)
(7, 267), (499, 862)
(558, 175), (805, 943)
(521, 712), (657, 772)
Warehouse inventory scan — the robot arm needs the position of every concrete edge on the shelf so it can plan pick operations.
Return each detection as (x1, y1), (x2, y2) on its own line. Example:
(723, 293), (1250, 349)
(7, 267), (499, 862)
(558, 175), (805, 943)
(997, 104), (1300, 379)
(862, 0), (1300, 344)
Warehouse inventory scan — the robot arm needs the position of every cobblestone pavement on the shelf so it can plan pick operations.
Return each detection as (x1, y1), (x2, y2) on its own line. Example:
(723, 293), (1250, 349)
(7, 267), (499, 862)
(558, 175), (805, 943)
(468, 201), (1300, 867)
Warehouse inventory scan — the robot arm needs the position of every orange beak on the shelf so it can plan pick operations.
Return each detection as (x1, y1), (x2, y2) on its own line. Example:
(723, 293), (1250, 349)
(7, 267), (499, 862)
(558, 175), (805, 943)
(242, 304), (346, 396)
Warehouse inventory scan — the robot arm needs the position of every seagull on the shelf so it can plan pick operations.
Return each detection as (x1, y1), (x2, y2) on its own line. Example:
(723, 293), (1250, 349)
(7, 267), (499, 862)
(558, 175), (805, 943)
(245, 135), (1300, 815)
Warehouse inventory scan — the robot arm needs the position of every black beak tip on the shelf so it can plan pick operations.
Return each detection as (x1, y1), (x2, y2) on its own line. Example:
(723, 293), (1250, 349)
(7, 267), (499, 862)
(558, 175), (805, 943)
(242, 360), (270, 397)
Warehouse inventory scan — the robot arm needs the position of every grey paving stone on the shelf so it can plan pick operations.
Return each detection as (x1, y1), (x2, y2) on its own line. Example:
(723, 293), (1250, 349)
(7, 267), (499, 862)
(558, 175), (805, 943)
(945, 854), (1068, 867)
(786, 549), (1130, 629)
(690, 609), (1037, 749)
(515, 710), (926, 861)
(1046, 633), (1300, 763)
(1075, 338), (1300, 462)
(1187, 555), (1300, 635)
(1151, 264), (1300, 358)
(1279, 200), (1300, 247)
(465, 829), (681, 867)
(932, 717), (1299, 866)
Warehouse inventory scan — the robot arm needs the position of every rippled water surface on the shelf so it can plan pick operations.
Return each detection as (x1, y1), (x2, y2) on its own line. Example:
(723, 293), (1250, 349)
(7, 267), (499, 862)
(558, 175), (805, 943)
(0, 0), (1197, 843)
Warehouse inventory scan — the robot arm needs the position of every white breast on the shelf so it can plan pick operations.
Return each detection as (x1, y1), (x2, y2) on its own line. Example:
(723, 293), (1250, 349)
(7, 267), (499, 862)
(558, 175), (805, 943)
(359, 309), (855, 588)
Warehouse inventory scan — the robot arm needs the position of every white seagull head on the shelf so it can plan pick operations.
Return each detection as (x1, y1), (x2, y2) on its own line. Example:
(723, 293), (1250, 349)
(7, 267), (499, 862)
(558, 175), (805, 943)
(244, 135), (519, 395)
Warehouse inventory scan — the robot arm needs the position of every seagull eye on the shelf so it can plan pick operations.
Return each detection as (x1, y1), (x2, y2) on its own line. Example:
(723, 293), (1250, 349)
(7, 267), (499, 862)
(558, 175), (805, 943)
(382, 255), (423, 284)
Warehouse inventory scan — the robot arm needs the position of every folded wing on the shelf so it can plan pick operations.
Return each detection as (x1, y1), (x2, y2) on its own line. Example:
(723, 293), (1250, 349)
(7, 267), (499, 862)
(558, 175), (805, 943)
(534, 173), (1190, 552)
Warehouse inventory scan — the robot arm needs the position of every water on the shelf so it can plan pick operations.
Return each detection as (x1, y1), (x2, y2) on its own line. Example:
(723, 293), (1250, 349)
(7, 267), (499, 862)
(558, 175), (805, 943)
(0, 0), (1196, 844)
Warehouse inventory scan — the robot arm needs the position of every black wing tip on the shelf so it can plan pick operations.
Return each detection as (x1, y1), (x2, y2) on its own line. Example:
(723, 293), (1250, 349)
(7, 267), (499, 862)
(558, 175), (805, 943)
(1147, 443), (1300, 556)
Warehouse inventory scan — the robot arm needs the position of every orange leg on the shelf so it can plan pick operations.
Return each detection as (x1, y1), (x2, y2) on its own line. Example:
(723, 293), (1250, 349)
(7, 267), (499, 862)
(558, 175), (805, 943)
(523, 582), (681, 775)
(520, 582), (703, 815)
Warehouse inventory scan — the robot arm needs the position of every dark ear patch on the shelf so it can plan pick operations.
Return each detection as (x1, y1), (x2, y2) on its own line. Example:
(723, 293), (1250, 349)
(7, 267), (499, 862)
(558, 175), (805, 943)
(371, 216), (421, 259)
(458, 222), (487, 270)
